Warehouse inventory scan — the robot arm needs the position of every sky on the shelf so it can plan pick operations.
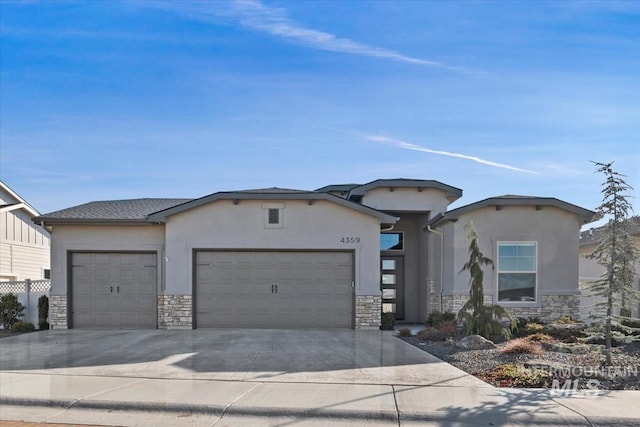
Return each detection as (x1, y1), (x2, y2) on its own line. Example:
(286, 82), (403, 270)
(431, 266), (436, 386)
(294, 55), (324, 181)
(1, 1), (639, 226)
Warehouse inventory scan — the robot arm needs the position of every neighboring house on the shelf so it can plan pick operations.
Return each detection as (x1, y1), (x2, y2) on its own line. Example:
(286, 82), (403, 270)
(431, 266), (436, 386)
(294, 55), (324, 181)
(35, 179), (594, 330)
(0, 181), (50, 282)
(579, 217), (640, 320)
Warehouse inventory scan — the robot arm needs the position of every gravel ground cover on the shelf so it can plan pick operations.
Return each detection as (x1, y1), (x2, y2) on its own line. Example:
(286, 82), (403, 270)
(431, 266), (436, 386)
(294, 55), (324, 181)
(401, 336), (640, 390)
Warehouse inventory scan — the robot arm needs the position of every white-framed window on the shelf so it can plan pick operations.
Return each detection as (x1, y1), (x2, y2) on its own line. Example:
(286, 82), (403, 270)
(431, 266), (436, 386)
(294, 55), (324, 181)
(497, 241), (537, 303)
(263, 203), (284, 229)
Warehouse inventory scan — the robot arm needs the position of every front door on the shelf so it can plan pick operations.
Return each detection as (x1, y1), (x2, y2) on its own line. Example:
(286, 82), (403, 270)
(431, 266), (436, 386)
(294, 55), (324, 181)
(381, 256), (404, 320)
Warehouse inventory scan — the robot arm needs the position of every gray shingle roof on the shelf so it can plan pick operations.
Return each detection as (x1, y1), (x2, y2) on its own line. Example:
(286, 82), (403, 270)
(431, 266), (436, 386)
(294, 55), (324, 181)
(580, 216), (640, 247)
(36, 199), (192, 223)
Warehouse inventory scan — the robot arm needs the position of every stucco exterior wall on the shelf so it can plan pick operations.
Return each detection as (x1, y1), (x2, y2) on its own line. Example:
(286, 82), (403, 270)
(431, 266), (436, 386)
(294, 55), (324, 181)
(164, 199), (382, 297)
(361, 187), (451, 213)
(49, 225), (165, 297)
(443, 206), (582, 307)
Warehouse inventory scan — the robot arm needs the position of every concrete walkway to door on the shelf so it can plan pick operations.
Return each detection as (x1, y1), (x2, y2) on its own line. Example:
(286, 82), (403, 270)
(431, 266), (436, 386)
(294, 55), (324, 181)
(1, 330), (639, 426)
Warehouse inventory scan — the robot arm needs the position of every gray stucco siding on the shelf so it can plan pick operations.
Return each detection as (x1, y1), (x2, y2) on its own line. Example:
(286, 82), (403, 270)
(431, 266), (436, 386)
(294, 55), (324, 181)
(361, 188), (451, 213)
(163, 199), (382, 297)
(49, 225), (166, 296)
(445, 206), (581, 304)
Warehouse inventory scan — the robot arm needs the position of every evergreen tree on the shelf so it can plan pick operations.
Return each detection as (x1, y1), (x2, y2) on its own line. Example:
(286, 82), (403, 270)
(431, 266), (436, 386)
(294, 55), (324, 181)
(587, 161), (639, 365)
(457, 222), (514, 339)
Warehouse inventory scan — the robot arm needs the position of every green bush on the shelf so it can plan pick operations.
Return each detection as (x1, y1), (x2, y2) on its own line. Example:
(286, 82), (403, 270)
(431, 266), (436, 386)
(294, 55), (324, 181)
(398, 327), (412, 337)
(12, 321), (35, 332)
(380, 312), (395, 330)
(427, 310), (456, 327)
(0, 293), (25, 329)
(38, 295), (49, 330)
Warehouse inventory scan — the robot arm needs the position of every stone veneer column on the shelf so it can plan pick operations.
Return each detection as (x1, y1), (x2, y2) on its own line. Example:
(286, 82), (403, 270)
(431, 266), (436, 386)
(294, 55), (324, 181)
(355, 295), (381, 329)
(49, 295), (68, 329)
(158, 294), (193, 329)
(426, 280), (437, 316)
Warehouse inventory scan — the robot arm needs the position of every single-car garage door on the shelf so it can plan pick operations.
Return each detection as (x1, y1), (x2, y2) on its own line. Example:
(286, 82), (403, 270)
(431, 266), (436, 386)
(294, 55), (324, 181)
(195, 251), (353, 328)
(71, 252), (157, 328)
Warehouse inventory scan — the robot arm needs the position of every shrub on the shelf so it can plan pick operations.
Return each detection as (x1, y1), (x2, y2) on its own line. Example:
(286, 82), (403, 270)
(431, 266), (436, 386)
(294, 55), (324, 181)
(500, 338), (543, 355)
(398, 327), (412, 337)
(417, 322), (457, 342)
(556, 316), (577, 324)
(526, 332), (554, 343)
(38, 295), (49, 330)
(485, 363), (551, 388)
(427, 310), (456, 327)
(380, 312), (395, 330)
(12, 321), (35, 332)
(0, 293), (25, 329)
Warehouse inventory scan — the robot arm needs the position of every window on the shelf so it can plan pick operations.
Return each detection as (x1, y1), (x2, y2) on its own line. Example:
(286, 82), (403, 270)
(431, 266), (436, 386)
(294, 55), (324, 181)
(498, 242), (537, 302)
(380, 233), (403, 251)
(268, 208), (279, 224)
(43, 269), (51, 279)
(263, 203), (284, 228)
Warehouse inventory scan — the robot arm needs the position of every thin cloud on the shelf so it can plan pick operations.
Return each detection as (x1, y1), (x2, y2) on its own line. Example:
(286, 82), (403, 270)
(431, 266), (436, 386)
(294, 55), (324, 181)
(151, 0), (457, 70)
(365, 134), (539, 175)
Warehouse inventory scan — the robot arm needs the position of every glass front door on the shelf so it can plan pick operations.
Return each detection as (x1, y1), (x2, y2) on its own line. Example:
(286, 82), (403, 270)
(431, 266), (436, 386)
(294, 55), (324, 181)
(381, 256), (404, 320)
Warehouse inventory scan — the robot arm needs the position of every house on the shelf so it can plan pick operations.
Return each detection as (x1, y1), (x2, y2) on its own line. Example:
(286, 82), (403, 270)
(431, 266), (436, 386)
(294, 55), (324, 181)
(0, 181), (50, 282)
(34, 179), (595, 329)
(579, 217), (640, 320)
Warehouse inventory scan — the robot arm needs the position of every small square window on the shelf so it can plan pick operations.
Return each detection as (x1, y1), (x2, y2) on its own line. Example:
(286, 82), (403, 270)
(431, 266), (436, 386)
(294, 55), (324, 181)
(382, 274), (396, 285)
(43, 269), (51, 279)
(268, 208), (280, 225)
(381, 259), (396, 270)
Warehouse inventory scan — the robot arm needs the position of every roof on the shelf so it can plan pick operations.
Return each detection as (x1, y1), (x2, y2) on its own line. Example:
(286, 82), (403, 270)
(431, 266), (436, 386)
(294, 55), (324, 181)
(36, 199), (192, 224)
(315, 184), (362, 193)
(147, 190), (397, 225)
(347, 179), (463, 202)
(0, 180), (41, 217)
(428, 195), (596, 228)
(580, 216), (640, 247)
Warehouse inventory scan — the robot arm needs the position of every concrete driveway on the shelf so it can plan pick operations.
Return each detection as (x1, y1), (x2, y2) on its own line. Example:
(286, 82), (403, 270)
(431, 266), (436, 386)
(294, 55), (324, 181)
(0, 329), (484, 387)
(3, 330), (639, 426)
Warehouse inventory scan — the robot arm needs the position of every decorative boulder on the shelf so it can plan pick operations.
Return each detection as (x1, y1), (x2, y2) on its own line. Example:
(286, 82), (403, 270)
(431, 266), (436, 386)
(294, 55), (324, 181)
(456, 335), (496, 350)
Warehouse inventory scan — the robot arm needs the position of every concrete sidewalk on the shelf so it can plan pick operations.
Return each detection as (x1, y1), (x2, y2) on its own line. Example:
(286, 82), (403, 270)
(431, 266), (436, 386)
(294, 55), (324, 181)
(2, 372), (639, 426)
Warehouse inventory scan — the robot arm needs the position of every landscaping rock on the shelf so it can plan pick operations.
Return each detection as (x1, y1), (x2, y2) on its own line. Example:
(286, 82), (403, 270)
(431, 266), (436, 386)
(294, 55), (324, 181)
(456, 335), (496, 350)
(543, 322), (587, 341)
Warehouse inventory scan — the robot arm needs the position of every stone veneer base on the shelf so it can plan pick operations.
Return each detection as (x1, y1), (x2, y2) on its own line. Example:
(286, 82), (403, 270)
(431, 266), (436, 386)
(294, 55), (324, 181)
(158, 294), (193, 329)
(436, 294), (580, 323)
(355, 295), (381, 329)
(49, 295), (68, 329)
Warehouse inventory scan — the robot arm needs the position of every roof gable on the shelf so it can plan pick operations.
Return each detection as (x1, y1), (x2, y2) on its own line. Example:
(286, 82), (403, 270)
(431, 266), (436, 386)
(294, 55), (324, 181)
(0, 180), (40, 217)
(429, 195), (596, 228)
(347, 179), (462, 202)
(147, 190), (397, 225)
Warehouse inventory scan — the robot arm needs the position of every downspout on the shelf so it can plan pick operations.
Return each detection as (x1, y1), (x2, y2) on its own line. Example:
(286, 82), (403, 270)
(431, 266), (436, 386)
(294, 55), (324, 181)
(426, 224), (444, 312)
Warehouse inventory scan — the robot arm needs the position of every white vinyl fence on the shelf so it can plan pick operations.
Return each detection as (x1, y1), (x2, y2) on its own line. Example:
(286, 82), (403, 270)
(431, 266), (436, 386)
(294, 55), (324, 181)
(0, 279), (51, 328)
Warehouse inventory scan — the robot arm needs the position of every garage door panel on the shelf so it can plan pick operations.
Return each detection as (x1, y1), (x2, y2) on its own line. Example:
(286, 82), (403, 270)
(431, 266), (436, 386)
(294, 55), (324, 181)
(196, 251), (352, 328)
(71, 252), (157, 329)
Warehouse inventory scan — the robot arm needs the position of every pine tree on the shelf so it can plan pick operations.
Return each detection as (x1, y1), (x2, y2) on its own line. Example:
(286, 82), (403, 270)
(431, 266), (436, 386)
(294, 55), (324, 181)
(587, 161), (639, 365)
(457, 222), (514, 339)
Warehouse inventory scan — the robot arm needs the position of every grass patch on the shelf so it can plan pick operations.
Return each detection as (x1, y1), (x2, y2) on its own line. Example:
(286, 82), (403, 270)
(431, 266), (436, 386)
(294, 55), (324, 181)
(500, 338), (543, 355)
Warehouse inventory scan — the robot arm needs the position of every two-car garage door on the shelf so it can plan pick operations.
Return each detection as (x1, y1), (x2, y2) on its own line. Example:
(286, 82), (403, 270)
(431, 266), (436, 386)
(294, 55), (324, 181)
(71, 252), (157, 328)
(195, 251), (354, 328)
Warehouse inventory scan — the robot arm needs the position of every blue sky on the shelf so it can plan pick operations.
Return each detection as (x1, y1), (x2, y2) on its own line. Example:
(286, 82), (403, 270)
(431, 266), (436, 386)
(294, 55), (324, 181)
(1, 1), (638, 223)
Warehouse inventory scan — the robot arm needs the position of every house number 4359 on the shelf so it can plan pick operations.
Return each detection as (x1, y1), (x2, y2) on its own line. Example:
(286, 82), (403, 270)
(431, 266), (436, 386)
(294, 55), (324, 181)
(340, 237), (361, 244)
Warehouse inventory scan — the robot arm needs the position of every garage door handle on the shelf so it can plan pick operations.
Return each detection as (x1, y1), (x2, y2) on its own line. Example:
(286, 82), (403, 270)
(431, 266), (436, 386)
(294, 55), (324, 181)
(275, 284), (278, 294)
(271, 284), (274, 294)
(110, 286), (113, 293)
(117, 286), (120, 294)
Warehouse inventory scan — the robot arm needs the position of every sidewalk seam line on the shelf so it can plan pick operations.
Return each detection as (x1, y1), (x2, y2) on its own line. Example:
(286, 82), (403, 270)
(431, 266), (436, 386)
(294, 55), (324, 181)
(210, 382), (263, 427)
(391, 385), (401, 427)
(552, 398), (595, 427)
